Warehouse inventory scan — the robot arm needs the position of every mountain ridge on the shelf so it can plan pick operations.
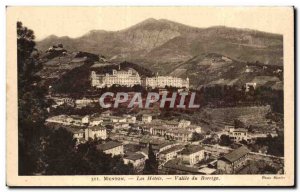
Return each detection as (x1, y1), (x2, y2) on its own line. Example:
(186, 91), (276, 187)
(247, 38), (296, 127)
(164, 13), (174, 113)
(37, 18), (283, 68)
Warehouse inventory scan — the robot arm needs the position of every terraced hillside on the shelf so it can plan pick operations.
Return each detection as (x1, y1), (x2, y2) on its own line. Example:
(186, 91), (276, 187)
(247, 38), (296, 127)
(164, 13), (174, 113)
(201, 105), (280, 131)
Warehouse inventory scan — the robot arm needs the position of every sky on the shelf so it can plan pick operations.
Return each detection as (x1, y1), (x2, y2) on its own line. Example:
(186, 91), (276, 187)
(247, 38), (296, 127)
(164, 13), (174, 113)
(10, 7), (292, 40)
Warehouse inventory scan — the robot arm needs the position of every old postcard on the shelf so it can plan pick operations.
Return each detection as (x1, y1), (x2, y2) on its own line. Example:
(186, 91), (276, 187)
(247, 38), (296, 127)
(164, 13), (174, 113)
(6, 7), (294, 187)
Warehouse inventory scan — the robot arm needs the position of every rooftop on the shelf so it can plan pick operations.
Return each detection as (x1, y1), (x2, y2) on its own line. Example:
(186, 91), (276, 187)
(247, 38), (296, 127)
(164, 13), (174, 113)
(66, 127), (85, 134)
(90, 116), (104, 121)
(219, 146), (249, 163)
(88, 126), (106, 131)
(142, 114), (152, 117)
(124, 153), (145, 161)
(164, 159), (200, 173)
(97, 141), (123, 151)
(180, 145), (204, 155)
(160, 145), (184, 155)
(167, 128), (192, 135)
(198, 167), (217, 175)
(231, 128), (248, 132)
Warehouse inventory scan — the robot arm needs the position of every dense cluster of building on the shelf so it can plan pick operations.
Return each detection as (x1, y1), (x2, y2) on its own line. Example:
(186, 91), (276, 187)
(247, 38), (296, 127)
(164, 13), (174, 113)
(90, 68), (189, 89)
(45, 109), (282, 175)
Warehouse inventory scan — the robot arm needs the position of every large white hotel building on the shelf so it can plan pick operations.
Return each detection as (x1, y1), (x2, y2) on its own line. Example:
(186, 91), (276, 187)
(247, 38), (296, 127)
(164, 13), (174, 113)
(91, 69), (141, 88)
(145, 76), (189, 89)
(90, 68), (189, 89)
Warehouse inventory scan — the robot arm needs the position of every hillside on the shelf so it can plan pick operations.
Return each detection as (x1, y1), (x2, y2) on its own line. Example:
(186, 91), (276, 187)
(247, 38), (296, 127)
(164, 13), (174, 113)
(168, 53), (283, 89)
(35, 46), (154, 94)
(37, 18), (283, 71)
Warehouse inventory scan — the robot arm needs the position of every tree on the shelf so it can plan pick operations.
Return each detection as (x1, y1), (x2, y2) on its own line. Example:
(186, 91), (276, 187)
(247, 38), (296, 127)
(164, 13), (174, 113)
(44, 128), (79, 175)
(17, 21), (36, 77)
(240, 139), (248, 145)
(191, 132), (204, 141)
(234, 119), (245, 128)
(261, 164), (277, 174)
(17, 21), (49, 175)
(219, 134), (233, 146)
(44, 128), (134, 175)
(143, 144), (158, 174)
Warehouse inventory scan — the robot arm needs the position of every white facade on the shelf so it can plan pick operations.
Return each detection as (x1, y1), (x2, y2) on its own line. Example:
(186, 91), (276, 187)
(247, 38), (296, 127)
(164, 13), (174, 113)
(228, 128), (249, 142)
(123, 153), (146, 171)
(103, 145), (124, 156)
(142, 114), (152, 123)
(145, 76), (189, 89)
(84, 127), (107, 140)
(82, 116), (89, 124)
(180, 146), (205, 166)
(159, 146), (184, 162)
(166, 129), (193, 142)
(90, 117), (103, 126)
(245, 82), (257, 92)
(73, 130), (85, 140)
(178, 120), (191, 128)
(91, 69), (141, 88)
(97, 142), (124, 156)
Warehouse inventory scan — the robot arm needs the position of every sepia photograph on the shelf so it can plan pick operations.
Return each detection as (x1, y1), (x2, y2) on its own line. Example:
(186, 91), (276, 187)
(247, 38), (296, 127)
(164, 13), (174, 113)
(6, 6), (294, 187)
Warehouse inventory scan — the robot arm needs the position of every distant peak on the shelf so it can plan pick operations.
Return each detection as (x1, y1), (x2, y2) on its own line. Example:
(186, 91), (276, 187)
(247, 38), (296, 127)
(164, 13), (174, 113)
(138, 18), (158, 25)
(144, 18), (157, 22)
(158, 18), (172, 22)
(45, 34), (59, 39)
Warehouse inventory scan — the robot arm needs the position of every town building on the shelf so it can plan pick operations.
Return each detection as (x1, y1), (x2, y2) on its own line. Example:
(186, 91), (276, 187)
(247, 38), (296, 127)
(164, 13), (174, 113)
(82, 115), (89, 124)
(69, 115), (87, 126)
(89, 116), (104, 126)
(158, 145), (184, 163)
(101, 110), (113, 117)
(85, 126), (107, 140)
(123, 152), (147, 172)
(217, 146), (249, 174)
(228, 128), (249, 143)
(161, 159), (201, 174)
(178, 120), (191, 128)
(166, 129), (193, 142)
(90, 69), (141, 88)
(198, 167), (217, 175)
(123, 115), (136, 124)
(179, 145), (205, 166)
(70, 128), (85, 144)
(153, 142), (178, 153)
(245, 65), (255, 73)
(110, 116), (127, 123)
(46, 115), (73, 125)
(96, 141), (124, 156)
(75, 98), (97, 108)
(73, 129), (85, 140)
(185, 125), (202, 133)
(142, 114), (152, 123)
(50, 97), (74, 108)
(112, 122), (130, 130)
(245, 82), (257, 92)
